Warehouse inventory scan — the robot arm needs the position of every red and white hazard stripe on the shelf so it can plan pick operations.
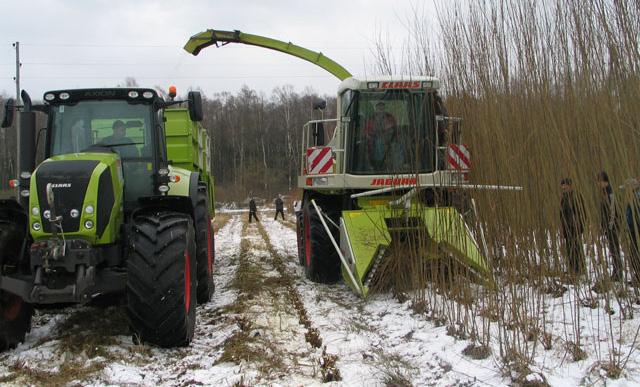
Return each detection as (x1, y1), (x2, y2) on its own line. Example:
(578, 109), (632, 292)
(447, 144), (471, 171)
(306, 147), (334, 175)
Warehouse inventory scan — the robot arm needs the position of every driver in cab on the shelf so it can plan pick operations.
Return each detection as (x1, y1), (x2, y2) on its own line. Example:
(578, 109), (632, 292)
(102, 120), (139, 158)
(364, 101), (397, 170)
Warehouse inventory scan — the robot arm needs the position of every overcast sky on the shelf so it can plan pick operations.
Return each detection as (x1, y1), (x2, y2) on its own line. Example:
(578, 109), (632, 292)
(0, 0), (437, 100)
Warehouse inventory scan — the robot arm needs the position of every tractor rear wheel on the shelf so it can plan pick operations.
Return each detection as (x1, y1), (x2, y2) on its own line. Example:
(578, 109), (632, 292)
(195, 186), (215, 304)
(0, 220), (33, 352)
(127, 212), (197, 347)
(302, 195), (341, 283)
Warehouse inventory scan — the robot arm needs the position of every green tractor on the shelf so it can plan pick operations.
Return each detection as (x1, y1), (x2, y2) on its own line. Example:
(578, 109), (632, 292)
(185, 29), (490, 297)
(0, 87), (215, 350)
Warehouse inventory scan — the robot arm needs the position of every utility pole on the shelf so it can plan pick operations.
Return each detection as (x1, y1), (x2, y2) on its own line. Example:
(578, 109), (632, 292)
(13, 42), (21, 104)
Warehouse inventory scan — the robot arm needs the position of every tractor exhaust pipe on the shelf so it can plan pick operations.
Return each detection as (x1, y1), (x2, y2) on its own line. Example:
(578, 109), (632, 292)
(17, 110), (36, 207)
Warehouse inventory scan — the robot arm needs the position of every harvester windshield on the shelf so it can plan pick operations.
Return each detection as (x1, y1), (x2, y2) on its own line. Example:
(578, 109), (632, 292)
(348, 90), (435, 175)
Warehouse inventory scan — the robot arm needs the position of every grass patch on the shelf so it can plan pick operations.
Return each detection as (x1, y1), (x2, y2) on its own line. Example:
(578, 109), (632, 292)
(0, 358), (105, 387)
(213, 213), (232, 233)
(55, 306), (129, 358)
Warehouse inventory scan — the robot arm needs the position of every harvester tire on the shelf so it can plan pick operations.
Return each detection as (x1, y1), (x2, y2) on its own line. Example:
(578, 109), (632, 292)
(0, 220), (33, 352)
(127, 212), (197, 347)
(303, 197), (341, 283)
(195, 186), (215, 304)
(296, 210), (305, 265)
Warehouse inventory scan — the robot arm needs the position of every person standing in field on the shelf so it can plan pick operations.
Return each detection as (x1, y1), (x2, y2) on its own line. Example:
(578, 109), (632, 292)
(597, 171), (623, 281)
(249, 194), (259, 223)
(624, 178), (640, 284)
(560, 178), (586, 277)
(274, 194), (285, 220)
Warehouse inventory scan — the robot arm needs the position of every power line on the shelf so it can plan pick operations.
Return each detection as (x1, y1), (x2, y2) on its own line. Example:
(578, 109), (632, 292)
(16, 42), (376, 51)
(1, 74), (337, 80)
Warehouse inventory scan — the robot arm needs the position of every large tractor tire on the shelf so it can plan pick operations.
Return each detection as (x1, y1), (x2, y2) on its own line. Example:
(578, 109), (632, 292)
(195, 186), (215, 304)
(0, 220), (33, 352)
(302, 195), (341, 283)
(127, 212), (197, 347)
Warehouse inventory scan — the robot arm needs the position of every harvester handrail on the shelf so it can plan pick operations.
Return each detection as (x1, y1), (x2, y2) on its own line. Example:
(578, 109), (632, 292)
(350, 185), (417, 199)
(310, 199), (362, 295)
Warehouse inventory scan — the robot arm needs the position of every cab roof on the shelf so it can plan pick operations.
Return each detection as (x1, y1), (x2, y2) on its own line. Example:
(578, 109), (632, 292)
(338, 76), (440, 94)
(42, 88), (162, 104)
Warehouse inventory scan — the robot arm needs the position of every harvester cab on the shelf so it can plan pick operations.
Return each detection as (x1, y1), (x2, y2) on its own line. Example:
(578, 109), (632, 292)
(0, 87), (215, 350)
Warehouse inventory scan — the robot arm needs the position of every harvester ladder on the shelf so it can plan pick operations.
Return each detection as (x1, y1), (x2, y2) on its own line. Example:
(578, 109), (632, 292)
(310, 199), (362, 295)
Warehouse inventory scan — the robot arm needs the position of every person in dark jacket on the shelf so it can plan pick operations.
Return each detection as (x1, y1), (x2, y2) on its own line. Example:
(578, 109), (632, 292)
(624, 178), (640, 284)
(249, 195), (259, 223)
(560, 178), (586, 276)
(274, 194), (285, 220)
(598, 171), (623, 281)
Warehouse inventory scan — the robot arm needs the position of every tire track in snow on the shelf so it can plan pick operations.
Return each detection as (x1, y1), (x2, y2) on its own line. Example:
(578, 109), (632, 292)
(262, 216), (482, 386)
(210, 220), (325, 385)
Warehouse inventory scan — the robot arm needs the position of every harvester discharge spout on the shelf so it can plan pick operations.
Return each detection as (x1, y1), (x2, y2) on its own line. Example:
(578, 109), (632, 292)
(183, 29), (353, 81)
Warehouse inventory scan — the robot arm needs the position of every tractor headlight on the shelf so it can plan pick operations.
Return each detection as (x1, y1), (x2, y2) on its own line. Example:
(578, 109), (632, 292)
(70, 209), (79, 218)
(85, 205), (94, 214)
(43, 210), (51, 219)
(128, 91), (139, 98)
(59, 92), (70, 100)
(158, 185), (170, 193)
(32, 222), (41, 231)
(31, 207), (39, 216)
(44, 93), (55, 101)
(143, 91), (154, 99)
(84, 220), (94, 229)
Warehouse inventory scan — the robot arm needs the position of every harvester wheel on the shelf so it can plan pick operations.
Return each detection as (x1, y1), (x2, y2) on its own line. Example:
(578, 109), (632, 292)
(302, 197), (341, 283)
(296, 210), (305, 265)
(195, 186), (215, 304)
(0, 220), (33, 352)
(127, 212), (197, 347)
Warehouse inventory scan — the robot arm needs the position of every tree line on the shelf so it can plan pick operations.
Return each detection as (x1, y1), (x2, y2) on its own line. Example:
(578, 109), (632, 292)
(0, 86), (337, 202)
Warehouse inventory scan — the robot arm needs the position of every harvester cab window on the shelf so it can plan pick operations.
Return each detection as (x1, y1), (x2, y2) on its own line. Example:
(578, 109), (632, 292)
(348, 90), (435, 175)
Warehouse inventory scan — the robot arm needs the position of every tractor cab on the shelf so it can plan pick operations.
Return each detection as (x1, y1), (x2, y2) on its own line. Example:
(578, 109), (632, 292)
(44, 89), (166, 211)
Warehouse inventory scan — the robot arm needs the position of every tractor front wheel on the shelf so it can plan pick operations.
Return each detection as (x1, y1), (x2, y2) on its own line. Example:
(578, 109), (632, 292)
(127, 212), (197, 347)
(0, 220), (33, 352)
(302, 196), (341, 283)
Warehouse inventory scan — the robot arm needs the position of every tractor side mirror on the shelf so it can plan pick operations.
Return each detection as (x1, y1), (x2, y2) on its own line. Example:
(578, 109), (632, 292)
(188, 91), (203, 122)
(1, 98), (15, 128)
(313, 99), (326, 111)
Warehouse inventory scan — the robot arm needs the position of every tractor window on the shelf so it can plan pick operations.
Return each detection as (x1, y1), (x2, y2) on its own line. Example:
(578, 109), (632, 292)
(347, 90), (435, 175)
(50, 100), (157, 205)
(50, 100), (153, 159)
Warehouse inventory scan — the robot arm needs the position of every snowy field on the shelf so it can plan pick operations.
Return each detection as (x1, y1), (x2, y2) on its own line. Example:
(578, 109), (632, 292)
(0, 213), (639, 386)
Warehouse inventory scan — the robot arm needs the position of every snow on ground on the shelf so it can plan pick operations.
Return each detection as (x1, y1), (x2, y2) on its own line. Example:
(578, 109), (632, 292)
(1, 212), (639, 386)
(263, 216), (490, 386)
(0, 216), (246, 386)
(261, 216), (640, 386)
